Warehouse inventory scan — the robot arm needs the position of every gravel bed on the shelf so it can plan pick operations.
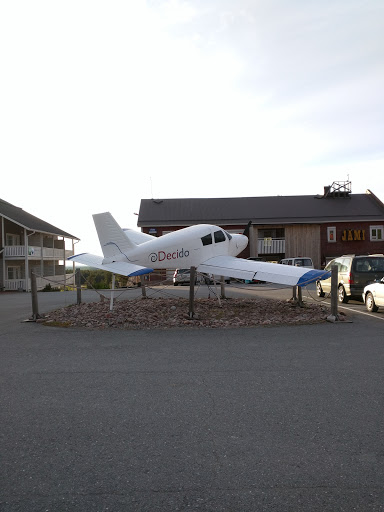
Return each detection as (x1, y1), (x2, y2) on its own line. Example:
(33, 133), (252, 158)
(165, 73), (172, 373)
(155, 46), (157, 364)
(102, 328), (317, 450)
(42, 296), (337, 329)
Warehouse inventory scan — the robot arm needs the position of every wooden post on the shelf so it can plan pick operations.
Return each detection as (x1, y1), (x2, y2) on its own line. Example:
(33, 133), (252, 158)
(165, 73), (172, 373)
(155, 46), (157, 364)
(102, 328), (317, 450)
(327, 264), (339, 322)
(292, 286), (297, 301)
(189, 266), (196, 318)
(76, 268), (81, 305)
(24, 228), (29, 292)
(140, 275), (147, 298)
(30, 271), (41, 320)
(110, 274), (115, 311)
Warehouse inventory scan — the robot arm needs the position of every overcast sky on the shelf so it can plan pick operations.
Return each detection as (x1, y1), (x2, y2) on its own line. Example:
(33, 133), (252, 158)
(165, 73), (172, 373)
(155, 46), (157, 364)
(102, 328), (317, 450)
(1, 0), (383, 255)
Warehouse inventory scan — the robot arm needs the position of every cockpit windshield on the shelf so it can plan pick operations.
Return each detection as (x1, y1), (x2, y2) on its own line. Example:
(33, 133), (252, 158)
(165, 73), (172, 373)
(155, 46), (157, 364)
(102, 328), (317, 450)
(214, 230), (226, 243)
(202, 230), (232, 246)
(201, 233), (212, 246)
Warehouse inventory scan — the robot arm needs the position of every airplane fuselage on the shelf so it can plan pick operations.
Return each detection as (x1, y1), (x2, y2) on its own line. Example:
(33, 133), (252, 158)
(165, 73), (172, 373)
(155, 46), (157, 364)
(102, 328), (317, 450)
(102, 224), (248, 269)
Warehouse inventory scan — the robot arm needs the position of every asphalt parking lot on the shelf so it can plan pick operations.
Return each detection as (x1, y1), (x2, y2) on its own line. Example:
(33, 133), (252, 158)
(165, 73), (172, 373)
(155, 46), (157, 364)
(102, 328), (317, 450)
(1, 285), (383, 511)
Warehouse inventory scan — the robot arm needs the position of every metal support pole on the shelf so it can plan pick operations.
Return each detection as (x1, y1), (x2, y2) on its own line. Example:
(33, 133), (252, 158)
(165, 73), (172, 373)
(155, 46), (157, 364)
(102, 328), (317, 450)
(291, 285), (303, 306)
(189, 266), (196, 318)
(220, 276), (226, 299)
(30, 271), (41, 320)
(327, 264), (339, 322)
(297, 286), (303, 307)
(110, 274), (115, 311)
(76, 268), (81, 305)
(213, 276), (222, 307)
(140, 275), (147, 298)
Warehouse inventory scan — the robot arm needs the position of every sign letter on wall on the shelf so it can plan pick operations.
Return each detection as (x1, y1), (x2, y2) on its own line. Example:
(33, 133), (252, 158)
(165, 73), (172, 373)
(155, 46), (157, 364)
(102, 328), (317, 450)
(341, 229), (365, 242)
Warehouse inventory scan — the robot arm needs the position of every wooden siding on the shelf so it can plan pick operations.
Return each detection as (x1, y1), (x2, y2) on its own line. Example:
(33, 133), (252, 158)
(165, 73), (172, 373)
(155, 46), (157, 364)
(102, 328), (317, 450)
(285, 225), (321, 268)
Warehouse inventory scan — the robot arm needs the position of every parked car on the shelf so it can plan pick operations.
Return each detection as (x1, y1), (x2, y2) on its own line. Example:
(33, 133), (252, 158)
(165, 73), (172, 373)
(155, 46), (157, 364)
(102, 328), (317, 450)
(280, 257), (314, 269)
(245, 257), (266, 283)
(362, 277), (384, 312)
(316, 254), (384, 303)
(202, 274), (231, 285)
(173, 268), (198, 286)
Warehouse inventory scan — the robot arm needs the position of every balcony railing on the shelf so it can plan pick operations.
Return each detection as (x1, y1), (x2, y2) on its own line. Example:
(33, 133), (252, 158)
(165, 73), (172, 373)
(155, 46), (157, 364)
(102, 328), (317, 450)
(257, 238), (285, 254)
(4, 279), (27, 291)
(4, 246), (72, 259)
(4, 273), (75, 291)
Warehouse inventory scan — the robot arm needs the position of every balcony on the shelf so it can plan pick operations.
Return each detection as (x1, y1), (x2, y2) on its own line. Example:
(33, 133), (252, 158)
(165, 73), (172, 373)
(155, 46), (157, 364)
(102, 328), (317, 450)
(257, 238), (285, 255)
(4, 246), (73, 260)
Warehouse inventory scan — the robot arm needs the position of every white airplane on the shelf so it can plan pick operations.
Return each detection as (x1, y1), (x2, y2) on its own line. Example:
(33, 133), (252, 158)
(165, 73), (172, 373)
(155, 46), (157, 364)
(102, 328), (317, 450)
(68, 212), (330, 287)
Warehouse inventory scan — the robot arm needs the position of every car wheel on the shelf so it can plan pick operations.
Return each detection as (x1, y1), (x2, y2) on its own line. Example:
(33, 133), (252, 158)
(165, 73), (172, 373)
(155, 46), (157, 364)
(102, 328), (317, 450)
(338, 285), (349, 303)
(316, 281), (325, 297)
(365, 292), (378, 312)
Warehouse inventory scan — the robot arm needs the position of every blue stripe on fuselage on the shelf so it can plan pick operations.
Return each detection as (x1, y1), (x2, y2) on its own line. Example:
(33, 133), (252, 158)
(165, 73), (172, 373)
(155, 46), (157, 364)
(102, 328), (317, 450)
(129, 267), (154, 277)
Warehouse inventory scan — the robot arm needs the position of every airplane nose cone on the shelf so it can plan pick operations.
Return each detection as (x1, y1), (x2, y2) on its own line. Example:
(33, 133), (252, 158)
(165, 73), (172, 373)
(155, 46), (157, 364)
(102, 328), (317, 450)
(238, 234), (246, 247)
(235, 234), (248, 252)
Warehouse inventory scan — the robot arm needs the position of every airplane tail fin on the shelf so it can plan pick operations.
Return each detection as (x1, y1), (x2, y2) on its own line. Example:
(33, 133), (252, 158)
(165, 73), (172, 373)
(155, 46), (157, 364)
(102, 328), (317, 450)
(93, 212), (137, 259)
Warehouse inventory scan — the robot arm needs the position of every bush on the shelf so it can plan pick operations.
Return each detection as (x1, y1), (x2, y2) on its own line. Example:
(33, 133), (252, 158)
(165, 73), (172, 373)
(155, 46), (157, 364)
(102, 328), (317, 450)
(41, 283), (60, 292)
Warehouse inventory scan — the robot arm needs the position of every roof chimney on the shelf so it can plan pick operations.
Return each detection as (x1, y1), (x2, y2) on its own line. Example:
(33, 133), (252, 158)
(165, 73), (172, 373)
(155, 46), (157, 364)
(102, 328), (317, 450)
(323, 186), (331, 197)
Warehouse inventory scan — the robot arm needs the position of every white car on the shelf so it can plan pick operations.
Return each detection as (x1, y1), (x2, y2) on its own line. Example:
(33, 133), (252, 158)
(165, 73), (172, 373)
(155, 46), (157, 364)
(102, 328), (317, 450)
(362, 277), (384, 312)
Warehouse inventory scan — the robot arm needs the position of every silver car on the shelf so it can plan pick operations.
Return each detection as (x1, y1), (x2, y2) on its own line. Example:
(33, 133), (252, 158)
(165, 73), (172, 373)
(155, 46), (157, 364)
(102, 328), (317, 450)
(316, 255), (384, 303)
(173, 268), (198, 286)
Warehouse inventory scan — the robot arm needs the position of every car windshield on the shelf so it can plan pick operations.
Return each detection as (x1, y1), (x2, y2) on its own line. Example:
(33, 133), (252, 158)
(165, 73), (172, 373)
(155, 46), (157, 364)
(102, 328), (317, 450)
(325, 260), (337, 271)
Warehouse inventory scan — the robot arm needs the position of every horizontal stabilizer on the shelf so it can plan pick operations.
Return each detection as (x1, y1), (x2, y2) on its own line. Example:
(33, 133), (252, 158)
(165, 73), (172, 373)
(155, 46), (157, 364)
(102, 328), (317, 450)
(67, 253), (153, 277)
(198, 256), (330, 287)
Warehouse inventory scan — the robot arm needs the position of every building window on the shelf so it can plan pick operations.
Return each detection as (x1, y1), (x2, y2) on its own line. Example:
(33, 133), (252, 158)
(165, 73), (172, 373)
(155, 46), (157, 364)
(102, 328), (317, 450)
(7, 266), (21, 280)
(327, 227), (336, 243)
(6, 233), (20, 246)
(370, 226), (383, 241)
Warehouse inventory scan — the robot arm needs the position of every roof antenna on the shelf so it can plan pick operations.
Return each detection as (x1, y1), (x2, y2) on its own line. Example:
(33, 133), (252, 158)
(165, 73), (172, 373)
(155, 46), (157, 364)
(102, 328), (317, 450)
(150, 177), (163, 204)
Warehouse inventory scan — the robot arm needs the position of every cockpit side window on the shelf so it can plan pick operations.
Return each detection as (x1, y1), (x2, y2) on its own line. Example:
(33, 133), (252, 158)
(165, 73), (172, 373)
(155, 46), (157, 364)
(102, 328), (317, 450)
(225, 231), (232, 240)
(201, 233), (213, 246)
(214, 230), (226, 243)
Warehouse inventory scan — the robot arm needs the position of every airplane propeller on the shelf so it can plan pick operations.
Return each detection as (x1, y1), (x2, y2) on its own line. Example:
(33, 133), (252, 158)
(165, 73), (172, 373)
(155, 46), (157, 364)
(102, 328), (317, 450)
(243, 221), (252, 238)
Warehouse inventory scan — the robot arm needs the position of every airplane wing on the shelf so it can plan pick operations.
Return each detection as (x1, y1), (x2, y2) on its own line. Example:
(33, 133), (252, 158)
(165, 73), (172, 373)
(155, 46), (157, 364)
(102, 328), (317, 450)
(67, 253), (154, 277)
(197, 255), (330, 287)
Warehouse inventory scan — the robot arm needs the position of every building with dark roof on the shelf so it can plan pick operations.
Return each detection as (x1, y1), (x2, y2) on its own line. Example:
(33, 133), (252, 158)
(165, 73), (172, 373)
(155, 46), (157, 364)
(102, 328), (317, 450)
(0, 198), (79, 291)
(138, 184), (384, 268)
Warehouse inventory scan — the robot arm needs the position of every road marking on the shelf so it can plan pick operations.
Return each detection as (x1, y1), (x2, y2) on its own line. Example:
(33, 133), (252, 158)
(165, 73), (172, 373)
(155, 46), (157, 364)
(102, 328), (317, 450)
(303, 295), (384, 321)
(338, 305), (384, 321)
